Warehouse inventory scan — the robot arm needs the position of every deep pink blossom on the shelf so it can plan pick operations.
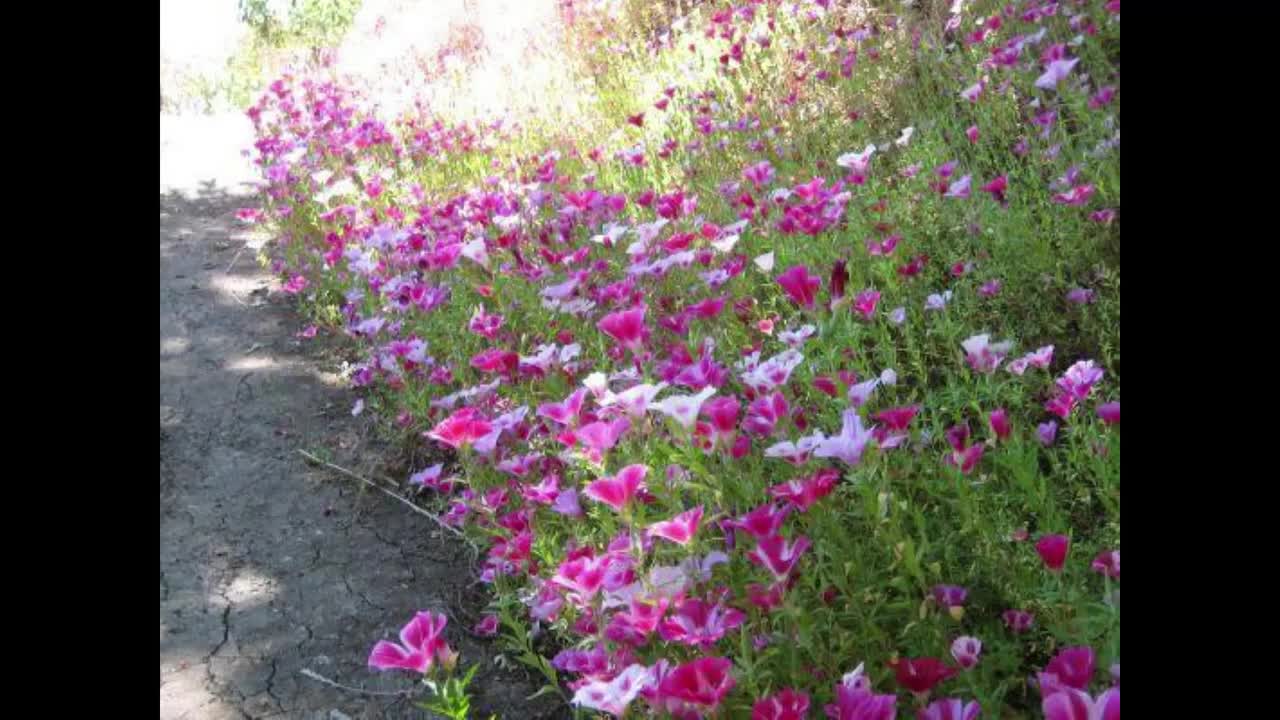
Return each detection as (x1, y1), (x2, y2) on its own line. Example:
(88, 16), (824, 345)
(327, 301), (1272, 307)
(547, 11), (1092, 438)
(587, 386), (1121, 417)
(777, 265), (822, 309)
(368, 611), (450, 673)
(585, 464), (648, 512)
(1036, 534), (1071, 572)
(753, 688), (811, 720)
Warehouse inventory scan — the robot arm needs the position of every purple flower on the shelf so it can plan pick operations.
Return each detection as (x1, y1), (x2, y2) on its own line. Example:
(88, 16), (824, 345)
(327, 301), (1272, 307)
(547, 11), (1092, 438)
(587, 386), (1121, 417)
(1066, 288), (1096, 305)
(1096, 401), (1120, 425)
(1037, 421), (1059, 446)
(1035, 58), (1081, 90)
(919, 698), (981, 720)
(1003, 609), (1035, 633)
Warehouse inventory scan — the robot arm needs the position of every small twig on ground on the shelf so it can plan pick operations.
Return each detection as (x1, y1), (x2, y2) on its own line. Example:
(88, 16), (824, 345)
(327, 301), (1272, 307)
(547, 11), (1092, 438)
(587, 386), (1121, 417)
(225, 246), (245, 273)
(297, 449), (478, 556)
(299, 668), (414, 698)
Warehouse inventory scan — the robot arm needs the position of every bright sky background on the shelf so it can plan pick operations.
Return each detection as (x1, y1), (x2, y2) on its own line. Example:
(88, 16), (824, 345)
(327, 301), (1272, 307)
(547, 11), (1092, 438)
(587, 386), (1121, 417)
(159, 0), (249, 66)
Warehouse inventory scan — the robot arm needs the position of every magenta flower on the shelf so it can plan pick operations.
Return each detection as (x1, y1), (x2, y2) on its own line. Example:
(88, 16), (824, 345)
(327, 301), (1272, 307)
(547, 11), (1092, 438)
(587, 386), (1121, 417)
(825, 682), (897, 720)
(468, 306), (504, 340)
(552, 553), (610, 598)
(659, 657), (736, 711)
(966, 125), (979, 144)
(1096, 401), (1120, 425)
(1035, 534), (1071, 572)
(652, 386), (718, 431)
(1040, 646), (1097, 693)
(731, 503), (792, 540)
(950, 637), (982, 670)
(753, 688), (811, 720)
(597, 306), (648, 352)
(981, 175), (1008, 205)
(1002, 609), (1035, 633)
(576, 417), (632, 462)
(1052, 184), (1095, 206)
(1091, 550), (1120, 579)
(368, 610), (450, 673)
(830, 260), (850, 305)
(702, 396), (741, 444)
(584, 464), (648, 512)
(538, 388), (588, 428)
(1043, 687), (1119, 720)
(919, 698), (981, 720)
(777, 265), (822, 309)
(853, 289), (881, 320)
(747, 533), (811, 581)
(658, 596), (746, 649)
(769, 468), (840, 512)
(426, 407), (493, 450)
(474, 614), (499, 636)
(647, 506), (704, 546)
(989, 408), (1012, 440)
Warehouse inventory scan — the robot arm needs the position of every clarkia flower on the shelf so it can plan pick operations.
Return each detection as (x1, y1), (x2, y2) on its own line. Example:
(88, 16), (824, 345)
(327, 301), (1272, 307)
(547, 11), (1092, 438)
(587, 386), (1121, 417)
(920, 698), (981, 720)
(584, 464), (649, 512)
(1092, 550), (1120, 579)
(1036, 534), (1071, 572)
(950, 637), (982, 670)
(777, 265), (823, 309)
(368, 611), (451, 674)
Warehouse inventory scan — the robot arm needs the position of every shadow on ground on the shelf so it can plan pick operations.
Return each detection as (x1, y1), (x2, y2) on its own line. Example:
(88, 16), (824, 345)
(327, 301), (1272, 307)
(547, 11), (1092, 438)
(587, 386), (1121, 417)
(160, 181), (565, 720)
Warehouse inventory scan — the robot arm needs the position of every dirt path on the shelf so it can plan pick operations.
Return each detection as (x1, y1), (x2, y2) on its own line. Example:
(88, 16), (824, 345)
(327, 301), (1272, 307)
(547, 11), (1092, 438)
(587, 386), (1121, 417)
(159, 115), (559, 720)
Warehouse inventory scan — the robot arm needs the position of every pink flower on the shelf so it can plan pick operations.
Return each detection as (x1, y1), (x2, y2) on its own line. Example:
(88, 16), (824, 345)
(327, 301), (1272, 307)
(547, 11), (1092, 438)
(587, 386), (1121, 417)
(585, 464), (649, 512)
(1002, 609), (1035, 633)
(962, 334), (1013, 373)
(1096, 401), (1120, 425)
(1052, 184), (1095, 206)
(981, 175), (1008, 205)
(538, 388), (588, 428)
(470, 348), (519, 374)
(426, 408), (493, 449)
(777, 265), (823, 309)
(919, 699), (981, 720)
(474, 614), (499, 636)
(979, 280), (1002, 298)
(702, 397), (741, 443)
(825, 678), (897, 720)
(576, 418), (632, 462)
(769, 468), (840, 512)
(1091, 550), (1120, 579)
(597, 307), (648, 352)
(853, 289), (881, 320)
(468, 307), (504, 340)
(950, 637), (982, 670)
(658, 657), (736, 710)
(647, 506), (704, 545)
(730, 503), (792, 539)
(1089, 86), (1116, 110)
(744, 393), (790, 436)
(747, 534), (811, 581)
(1035, 534), (1071, 572)
(571, 663), (652, 717)
(368, 611), (450, 673)
(1042, 687), (1119, 720)
(966, 125), (979, 144)
(753, 688), (811, 720)
(1057, 361), (1105, 401)
(552, 553), (610, 598)
(989, 408), (1012, 440)
(658, 596), (746, 649)
(1040, 646), (1096, 693)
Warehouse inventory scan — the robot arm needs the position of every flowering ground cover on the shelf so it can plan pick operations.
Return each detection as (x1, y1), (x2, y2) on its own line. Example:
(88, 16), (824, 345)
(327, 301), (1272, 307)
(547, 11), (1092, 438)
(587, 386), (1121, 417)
(243, 0), (1119, 716)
